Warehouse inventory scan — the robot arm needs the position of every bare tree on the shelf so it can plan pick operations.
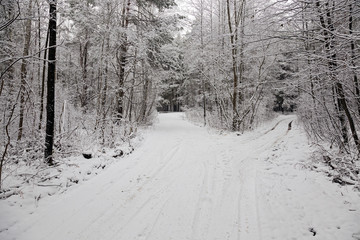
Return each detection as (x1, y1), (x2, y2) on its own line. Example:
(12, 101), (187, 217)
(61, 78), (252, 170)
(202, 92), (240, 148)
(44, 0), (57, 165)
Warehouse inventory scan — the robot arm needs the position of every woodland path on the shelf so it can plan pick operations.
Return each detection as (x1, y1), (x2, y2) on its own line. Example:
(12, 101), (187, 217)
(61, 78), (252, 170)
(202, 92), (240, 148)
(2, 113), (360, 240)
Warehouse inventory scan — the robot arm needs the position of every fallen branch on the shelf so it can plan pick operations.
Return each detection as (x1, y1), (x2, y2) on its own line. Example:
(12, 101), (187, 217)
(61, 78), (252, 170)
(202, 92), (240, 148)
(38, 173), (61, 183)
(35, 183), (62, 187)
(332, 176), (356, 186)
(0, 190), (18, 199)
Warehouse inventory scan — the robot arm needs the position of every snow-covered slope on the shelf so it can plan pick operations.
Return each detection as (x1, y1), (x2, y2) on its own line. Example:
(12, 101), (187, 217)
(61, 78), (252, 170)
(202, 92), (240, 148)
(1, 112), (359, 240)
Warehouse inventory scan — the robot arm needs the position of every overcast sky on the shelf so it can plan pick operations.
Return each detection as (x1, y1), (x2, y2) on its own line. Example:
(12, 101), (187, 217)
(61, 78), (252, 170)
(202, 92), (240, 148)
(165, 0), (196, 35)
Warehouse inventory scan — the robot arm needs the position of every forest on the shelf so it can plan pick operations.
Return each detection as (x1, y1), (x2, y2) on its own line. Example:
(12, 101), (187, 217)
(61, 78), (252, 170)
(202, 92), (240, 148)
(0, 0), (359, 189)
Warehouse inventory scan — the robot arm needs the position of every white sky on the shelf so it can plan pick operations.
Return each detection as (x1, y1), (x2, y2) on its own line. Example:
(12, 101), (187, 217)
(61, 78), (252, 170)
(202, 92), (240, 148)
(167, 0), (196, 34)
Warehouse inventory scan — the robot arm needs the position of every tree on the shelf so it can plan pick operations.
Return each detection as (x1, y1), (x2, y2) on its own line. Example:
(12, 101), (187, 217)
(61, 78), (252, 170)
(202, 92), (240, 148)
(181, 0), (281, 131)
(291, 0), (360, 154)
(44, 0), (57, 165)
(17, 0), (33, 141)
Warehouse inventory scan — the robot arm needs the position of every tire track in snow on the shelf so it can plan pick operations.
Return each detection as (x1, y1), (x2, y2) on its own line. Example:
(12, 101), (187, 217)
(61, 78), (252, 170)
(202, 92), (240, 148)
(2, 113), (310, 240)
(108, 134), (193, 240)
(190, 158), (214, 240)
(227, 118), (296, 240)
(114, 146), (183, 221)
(142, 196), (172, 240)
(131, 142), (181, 194)
(110, 180), (177, 239)
(73, 138), (185, 239)
(236, 158), (260, 240)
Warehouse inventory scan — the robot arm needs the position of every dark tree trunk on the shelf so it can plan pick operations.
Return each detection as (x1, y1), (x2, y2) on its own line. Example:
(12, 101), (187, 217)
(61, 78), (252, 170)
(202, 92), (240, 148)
(226, 0), (238, 131)
(127, 50), (137, 122)
(202, 76), (206, 126)
(79, 31), (89, 112)
(44, 0), (57, 165)
(18, 0), (33, 141)
(141, 60), (149, 123)
(116, 45), (126, 120)
(116, 0), (131, 122)
(336, 82), (360, 153)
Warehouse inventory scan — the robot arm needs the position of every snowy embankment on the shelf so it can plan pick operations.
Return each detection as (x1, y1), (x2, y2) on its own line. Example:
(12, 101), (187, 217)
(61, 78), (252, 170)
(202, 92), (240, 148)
(1, 112), (359, 240)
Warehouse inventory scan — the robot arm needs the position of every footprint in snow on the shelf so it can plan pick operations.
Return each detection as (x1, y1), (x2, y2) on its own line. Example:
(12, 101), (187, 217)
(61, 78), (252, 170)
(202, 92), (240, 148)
(309, 227), (316, 236)
(352, 232), (360, 240)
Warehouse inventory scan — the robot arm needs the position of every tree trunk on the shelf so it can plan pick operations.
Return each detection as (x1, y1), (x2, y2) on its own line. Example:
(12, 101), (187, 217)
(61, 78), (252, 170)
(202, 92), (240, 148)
(18, 0), (33, 141)
(141, 60), (149, 123)
(336, 82), (360, 153)
(348, 1), (360, 116)
(200, 0), (206, 126)
(39, 21), (50, 130)
(116, 0), (131, 122)
(128, 56), (136, 122)
(316, 0), (360, 153)
(238, 0), (245, 107)
(44, 0), (57, 165)
(226, 0), (239, 131)
(37, 0), (41, 98)
(79, 32), (89, 112)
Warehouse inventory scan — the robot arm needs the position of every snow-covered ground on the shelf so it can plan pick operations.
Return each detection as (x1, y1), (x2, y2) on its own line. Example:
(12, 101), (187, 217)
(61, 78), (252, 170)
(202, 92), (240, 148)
(1, 112), (359, 240)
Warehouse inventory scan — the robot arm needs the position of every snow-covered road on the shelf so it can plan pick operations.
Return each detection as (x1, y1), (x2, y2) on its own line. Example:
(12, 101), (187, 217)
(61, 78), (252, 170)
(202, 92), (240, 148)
(1, 113), (360, 240)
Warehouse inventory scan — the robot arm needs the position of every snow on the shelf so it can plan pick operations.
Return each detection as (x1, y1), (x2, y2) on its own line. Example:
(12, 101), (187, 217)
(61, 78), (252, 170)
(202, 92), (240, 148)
(1, 112), (359, 240)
